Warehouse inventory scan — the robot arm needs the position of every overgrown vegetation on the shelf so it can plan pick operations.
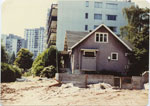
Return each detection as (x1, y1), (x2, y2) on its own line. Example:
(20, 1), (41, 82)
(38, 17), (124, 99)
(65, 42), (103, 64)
(1, 63), (22, 82)
(1, 44), (23, 82)
(40, 65), (56, 78)
(31, 46), (61, 78)
(120, 6), (149, 75)
(1, 44), (8, 63)
(14, 48), (33, 72)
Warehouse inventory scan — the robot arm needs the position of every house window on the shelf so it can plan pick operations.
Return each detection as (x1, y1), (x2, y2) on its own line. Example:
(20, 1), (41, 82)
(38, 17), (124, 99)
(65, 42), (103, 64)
(83, 51), (96, 57)
(108, 26), (117, 32)
(84, 52), (95, 57)
(106, 3), (117, 9)
(85, 1), (89, 7)
(94, 25), (98, 29)
(111, 52), (118, 60)
(85, 25), (88, 31)
(94, 14), (102, 20)
(95, 33), (108, 43)
(94, 2), (102, 8)
(107, 15), (117, 21)
(85, 13), (88, 19)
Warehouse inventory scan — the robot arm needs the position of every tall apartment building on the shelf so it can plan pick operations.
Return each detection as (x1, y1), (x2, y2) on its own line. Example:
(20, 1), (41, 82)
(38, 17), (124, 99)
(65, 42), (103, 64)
(1, 34), (26, 56)
(24, 27), (45, 59)
(46, 0), (134, 51)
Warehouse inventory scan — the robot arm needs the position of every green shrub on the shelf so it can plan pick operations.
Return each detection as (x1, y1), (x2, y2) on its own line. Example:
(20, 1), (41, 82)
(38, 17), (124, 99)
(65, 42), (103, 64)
(1, 63), (16, 82)
(23, 68), (32, 77)
(31, 60), (44, 76)
(33, 65), (44, 76)
(31, 46), (61, 76)
(40, 65), (56, 78)
(13, 65), (22, 78)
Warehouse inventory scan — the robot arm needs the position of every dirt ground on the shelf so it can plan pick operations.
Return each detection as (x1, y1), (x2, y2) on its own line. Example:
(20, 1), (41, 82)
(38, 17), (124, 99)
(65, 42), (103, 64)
(1, 76), (149, 106)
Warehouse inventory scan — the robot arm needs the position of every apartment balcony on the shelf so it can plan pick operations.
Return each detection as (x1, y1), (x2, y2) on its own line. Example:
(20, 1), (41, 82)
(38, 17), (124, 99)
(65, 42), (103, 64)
(47, 4), (58, 47)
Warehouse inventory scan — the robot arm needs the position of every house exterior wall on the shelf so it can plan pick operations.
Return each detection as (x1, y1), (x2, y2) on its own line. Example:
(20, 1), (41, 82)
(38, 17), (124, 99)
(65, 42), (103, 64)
(71, 26), (130, 74)
(57, 0), (134, 51)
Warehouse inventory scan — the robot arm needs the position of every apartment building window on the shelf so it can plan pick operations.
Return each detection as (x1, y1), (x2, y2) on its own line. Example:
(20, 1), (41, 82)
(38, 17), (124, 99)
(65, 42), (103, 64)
(85, 25), (88, 31)
(94, 14), (102, 20)
(94, 25), (98, 29)
(106, 3), (117, 9)
(94, 2), (102, 8)
(111, 52), (118, 60)
(107, 15), (117, 21)
(108, 26), (117, 32)
(85, 1), (89, 7)
(95, 33), (108, 43)
(85, 13), (88, 19)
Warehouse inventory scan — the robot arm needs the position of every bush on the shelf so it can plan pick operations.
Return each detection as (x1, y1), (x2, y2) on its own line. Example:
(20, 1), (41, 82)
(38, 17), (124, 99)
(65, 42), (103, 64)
(23, 68), (32, 77)
(40, 65), (56, 78)
(31, 60), (45, 76)
(1, 63), (16, 82)
(31, 46), (61, 76)
(13, 65), (22, 78)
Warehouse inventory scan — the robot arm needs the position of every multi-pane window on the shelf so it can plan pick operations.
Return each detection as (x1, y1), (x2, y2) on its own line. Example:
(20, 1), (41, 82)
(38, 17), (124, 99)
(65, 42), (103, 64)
(111, 52), (118, 60)
(84, 52), (95, 57)
(107, 15), (117, 20)
(94, 2), (102, 8)
(85, 1), (89, 7)
(94, 14), (102, 20)
(95, 33), (108, 43)
(108, 26), (117, 32)
(85, 25), (88, 31)
(85, 13), (88, 19)
(106, 3), (117, 9)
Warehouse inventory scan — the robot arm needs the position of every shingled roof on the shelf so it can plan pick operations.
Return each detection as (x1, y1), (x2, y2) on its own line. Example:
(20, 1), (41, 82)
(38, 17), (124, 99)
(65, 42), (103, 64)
(64, 31), (89, 50)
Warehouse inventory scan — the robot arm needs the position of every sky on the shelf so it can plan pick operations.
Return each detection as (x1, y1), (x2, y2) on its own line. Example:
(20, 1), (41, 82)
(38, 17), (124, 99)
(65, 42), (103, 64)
(1, 0), (150, 38)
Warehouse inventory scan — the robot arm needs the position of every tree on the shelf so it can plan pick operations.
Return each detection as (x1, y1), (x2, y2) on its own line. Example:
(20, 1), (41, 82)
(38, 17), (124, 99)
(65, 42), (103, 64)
(1, 44), (8, 63)
(32, 45), (61, 76)
(14, 48), (33, 71)
(8, 52), (16, 64)
(120, 6), (149, 75)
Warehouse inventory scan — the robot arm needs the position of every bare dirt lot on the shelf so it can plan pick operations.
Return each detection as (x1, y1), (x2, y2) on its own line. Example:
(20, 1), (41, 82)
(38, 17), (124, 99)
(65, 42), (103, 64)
(1, 77), (149, 106)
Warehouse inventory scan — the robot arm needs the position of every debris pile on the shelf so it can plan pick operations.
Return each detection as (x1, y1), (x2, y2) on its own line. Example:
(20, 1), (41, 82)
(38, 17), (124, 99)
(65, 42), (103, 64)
(88, 83), (113, 90)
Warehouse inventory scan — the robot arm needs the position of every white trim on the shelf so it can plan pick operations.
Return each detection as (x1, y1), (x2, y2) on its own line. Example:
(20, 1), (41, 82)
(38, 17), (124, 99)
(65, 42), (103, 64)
(111, 52), (118, 60)
(71, 24), (132, 51)
(95, 32), (108, 43)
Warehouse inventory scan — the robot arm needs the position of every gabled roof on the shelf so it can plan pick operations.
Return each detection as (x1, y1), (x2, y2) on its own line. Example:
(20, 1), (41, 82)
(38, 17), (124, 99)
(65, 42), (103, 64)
(71, 24), (132, 51)
(66, 31), (89, 49)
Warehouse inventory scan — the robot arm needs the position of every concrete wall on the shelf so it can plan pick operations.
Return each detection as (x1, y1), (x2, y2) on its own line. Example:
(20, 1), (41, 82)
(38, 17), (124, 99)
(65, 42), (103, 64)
(72, 26), (130, 74)
(55, 73), (145, 89)
(57, 0), (134, 50)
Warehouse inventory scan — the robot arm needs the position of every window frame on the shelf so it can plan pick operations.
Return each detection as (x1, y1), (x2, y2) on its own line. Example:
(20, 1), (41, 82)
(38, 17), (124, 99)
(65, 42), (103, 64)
(111, 52), (118, 60)
(85, 13), (88, 19)
(94, 2), (102, 8)
(94, 14), (102, 20)
(95, 32), (108, 43)
(83, 51), (96, 57)
(107, 15), (117, 21)
(85, 25), (88, 31)
(85, 1), (89, 7)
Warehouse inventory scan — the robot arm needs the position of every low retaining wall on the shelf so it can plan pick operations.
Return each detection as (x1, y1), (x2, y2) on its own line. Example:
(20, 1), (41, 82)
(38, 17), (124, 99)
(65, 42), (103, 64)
(55, 73), (145, 89)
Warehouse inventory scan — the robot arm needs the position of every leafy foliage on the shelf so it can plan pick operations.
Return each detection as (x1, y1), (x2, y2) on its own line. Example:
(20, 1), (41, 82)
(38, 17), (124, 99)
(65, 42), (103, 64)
(12, 65), (22, 78)
(1, 44), (8, 63)
(1, 63), (22, 82)
(1, 63), (16, 82)
(31, 46), (61, 76)
(40, 65), (56, 78)
(14, 48), (33, 71)
(121, 6), (149, 75)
